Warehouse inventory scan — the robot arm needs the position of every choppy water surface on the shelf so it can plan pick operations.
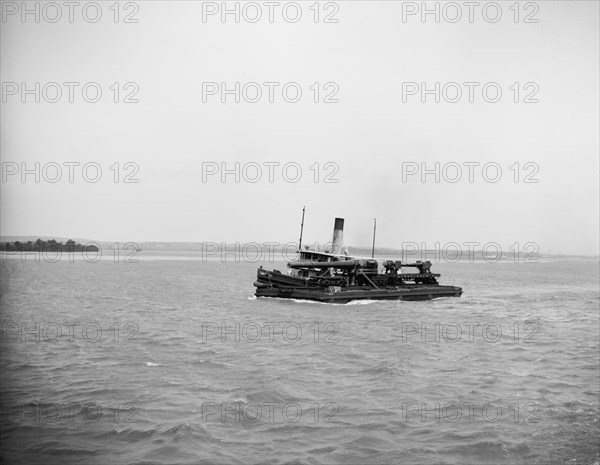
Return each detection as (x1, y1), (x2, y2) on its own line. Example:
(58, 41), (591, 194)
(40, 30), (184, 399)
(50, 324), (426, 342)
(1, 256), (598, 464)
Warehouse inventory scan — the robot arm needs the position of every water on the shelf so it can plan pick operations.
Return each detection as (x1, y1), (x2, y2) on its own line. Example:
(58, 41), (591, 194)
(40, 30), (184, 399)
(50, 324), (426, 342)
(1, 256), (598, 464)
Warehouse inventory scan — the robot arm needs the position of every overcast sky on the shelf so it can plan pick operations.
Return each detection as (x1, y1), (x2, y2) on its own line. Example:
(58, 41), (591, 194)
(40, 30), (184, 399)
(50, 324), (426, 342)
(1, 1), (598, 255)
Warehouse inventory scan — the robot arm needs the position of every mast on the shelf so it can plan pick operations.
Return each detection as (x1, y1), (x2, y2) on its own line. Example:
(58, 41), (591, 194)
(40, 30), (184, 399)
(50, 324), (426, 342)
(298, 206), (306, 252)
(371, 218), (377, 258)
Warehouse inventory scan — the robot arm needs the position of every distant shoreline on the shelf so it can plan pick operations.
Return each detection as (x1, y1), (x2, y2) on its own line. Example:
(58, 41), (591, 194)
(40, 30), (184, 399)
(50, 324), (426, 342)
(0, 239), (98, 253)
(0, 238), (597, 260)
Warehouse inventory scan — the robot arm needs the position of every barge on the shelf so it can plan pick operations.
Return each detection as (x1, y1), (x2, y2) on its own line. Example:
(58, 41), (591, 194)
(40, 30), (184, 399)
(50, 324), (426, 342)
(254, 210), (463, 303)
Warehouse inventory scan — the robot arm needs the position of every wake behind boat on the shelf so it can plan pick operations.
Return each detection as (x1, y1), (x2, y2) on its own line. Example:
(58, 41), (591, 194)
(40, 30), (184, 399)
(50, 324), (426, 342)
(254, 209), (463, 303)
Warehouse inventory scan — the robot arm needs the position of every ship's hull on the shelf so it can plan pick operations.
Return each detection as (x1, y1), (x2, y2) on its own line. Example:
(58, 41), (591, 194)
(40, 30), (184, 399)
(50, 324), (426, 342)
(254, 284), (463, 303)
(254, 268), (462, 303)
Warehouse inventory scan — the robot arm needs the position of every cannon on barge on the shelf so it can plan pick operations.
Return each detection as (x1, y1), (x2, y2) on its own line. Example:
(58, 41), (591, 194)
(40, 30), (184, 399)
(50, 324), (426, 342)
(253, 210), (462, 303)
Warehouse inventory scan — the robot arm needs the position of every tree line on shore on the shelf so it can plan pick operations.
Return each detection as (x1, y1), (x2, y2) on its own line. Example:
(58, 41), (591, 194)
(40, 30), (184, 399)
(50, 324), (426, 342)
(0, 239), (99, 252)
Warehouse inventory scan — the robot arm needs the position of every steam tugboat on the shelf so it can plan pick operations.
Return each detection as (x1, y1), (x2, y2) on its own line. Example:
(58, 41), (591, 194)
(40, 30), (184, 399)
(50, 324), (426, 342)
(254, 209), (463, 303)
